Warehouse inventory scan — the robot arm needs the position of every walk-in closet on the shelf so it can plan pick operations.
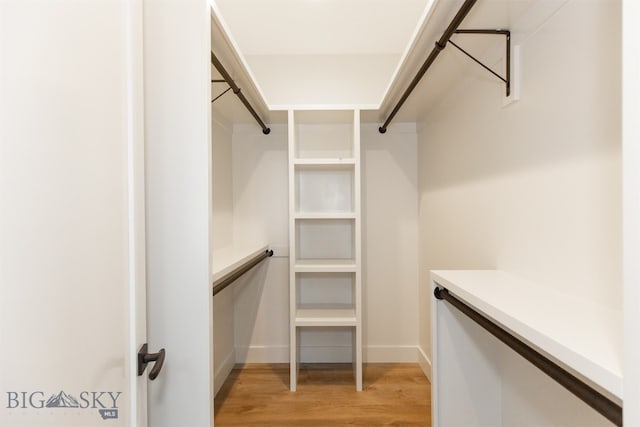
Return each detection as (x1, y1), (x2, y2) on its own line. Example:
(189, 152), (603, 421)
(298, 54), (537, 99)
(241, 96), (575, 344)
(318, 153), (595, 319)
(1, 0), (637, 426)
(207, 0), (629, 425)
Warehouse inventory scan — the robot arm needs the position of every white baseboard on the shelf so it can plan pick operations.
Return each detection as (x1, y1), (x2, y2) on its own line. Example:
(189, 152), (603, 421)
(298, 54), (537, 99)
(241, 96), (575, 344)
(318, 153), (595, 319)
(417, 346), (432, 381)
(235, 345), (353, 363)
(235, 344), (427, 366)
(214, 348), (236, 396)
(235, 345), (289, 364)
(363, 345), (420, 362)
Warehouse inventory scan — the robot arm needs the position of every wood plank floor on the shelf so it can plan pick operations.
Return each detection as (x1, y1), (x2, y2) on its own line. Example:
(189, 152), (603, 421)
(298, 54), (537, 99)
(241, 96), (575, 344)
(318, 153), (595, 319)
(214, 363), (431, 426)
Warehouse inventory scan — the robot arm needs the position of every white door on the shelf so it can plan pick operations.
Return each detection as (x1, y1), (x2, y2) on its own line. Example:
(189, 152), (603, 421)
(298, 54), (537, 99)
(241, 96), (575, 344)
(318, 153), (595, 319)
(1, 1), (151, 426)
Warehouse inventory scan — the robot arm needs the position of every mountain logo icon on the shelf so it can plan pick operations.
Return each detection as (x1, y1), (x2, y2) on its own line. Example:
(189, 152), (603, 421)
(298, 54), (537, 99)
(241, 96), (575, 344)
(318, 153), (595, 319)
(45, 391), (80, 408)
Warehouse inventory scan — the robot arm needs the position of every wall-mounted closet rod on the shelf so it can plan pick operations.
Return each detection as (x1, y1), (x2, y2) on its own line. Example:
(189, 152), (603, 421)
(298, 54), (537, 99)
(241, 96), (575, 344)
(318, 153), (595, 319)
(434, 286), (623, 427)
(210, 51), (271, 135)
(379, 0), (477, 133)
(212, 249), (274, 297)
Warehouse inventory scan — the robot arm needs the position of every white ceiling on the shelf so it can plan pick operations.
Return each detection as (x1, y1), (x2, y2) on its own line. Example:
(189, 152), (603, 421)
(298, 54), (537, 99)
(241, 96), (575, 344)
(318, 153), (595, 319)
(211, 0), (434, 108)
(211, 0), (544, 118)
(214, 0), (430, 56)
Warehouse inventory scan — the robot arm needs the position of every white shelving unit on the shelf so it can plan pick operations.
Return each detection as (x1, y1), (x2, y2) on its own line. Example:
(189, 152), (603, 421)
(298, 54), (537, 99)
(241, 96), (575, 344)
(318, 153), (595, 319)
(288, 109), (362, 391)
(431, 270), (623, 426)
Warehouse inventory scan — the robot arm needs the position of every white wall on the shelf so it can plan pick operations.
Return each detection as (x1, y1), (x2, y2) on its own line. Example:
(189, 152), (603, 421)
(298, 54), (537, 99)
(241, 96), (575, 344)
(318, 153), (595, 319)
(211, 113), (236, 394)
(418, 0), (621, 424)
(361, 124), (420, 363)
(212, 115), (234, 253)
(244, 54), (400, 109)
(231, 124), (291, 363)
(229, 122), (419, 364)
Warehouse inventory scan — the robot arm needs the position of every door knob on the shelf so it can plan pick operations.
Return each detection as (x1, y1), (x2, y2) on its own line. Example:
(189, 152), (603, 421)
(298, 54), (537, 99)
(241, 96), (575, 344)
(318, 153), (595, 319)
(137, 343), (165, 380)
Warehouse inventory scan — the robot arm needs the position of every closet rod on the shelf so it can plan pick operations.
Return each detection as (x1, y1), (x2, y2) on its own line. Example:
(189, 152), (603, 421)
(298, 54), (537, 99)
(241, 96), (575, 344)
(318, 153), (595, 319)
(378, 0), (477, 133)
(212, 249), (274, 296)
(433, 286), (623, 427)
(210, 51), (271, 135)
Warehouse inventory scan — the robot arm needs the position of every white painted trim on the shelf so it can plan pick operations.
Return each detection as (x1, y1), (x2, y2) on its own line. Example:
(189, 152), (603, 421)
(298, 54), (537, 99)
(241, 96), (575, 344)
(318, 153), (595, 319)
(214, 348), (236, 396)
(353, 109), (363, 392)
(623, 0), (640, 425)
(125, 0), (147, 425)
(236, 345), (289, 363)
(270, 103), (380, 112)
(363, 345), (419, 363)
(287, 109), (297, 390)
(417, 346), (432, 382)
(235, 345), (425, 364)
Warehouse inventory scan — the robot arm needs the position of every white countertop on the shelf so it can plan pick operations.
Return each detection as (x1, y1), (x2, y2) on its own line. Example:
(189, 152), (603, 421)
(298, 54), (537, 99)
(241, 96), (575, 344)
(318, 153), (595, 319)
(431, 270), (622, 400)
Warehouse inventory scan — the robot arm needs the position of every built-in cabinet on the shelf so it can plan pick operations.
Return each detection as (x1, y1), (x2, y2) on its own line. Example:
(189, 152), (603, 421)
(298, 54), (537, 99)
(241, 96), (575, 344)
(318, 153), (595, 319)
(288, 110), (363, 391)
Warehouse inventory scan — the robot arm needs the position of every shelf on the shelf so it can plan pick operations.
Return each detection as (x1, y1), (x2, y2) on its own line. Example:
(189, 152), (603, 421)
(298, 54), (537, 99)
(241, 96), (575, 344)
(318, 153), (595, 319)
(295, 212), (355, 219)
(211, 244), (268, 283)
(295, 305), (357, 327)
(288, 109), (361, 392)
(294, 158), (356, 167)
(294, 259), (357, 273)
(431, 270), (623, 400)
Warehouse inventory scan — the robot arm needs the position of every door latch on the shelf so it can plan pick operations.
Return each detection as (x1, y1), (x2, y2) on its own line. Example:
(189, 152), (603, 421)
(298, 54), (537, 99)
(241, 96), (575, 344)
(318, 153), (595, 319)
(137, 343), (165, 380)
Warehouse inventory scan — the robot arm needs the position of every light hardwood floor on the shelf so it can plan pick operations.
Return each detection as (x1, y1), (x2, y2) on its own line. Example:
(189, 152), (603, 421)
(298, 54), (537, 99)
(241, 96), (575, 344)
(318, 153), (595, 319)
(214, 363), (431, 426)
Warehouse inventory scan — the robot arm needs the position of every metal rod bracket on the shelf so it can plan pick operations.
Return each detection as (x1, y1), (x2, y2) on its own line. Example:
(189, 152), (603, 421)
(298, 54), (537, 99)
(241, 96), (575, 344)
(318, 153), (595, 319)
(450, 29), (511, 97)
(211, 86), (232, 104)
